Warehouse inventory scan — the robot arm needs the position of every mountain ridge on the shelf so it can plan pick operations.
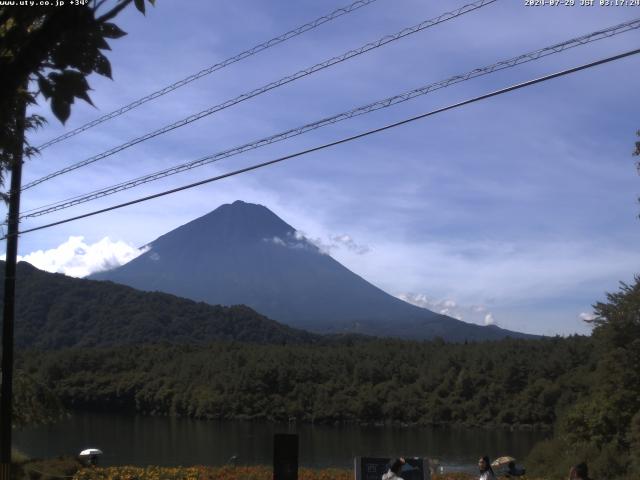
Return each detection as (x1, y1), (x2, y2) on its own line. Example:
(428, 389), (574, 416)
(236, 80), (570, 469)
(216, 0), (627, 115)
(91, 200), (537, 341)
(1, 260), (324, 349)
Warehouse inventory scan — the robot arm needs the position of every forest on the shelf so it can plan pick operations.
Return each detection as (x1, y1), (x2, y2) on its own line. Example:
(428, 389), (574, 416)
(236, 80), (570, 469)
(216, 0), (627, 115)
(17, 335), (591, 428)
(11, 275), (640, 479)
(526, 277), (640, 479)
(1, 261), (323, 348)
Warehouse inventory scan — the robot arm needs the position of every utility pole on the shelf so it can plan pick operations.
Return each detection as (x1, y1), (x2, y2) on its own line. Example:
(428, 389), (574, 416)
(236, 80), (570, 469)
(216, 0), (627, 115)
(0, 89), (27, 480)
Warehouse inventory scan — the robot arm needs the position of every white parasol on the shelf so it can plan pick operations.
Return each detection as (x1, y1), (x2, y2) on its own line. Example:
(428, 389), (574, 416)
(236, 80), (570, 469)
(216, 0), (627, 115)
(79, 449), (103, 457)
(492, 456), (516, 467)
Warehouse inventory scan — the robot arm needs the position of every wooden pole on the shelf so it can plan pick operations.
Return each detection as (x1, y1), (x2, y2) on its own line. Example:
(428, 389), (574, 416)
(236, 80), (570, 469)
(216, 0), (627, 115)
(0, 89), (27, 480)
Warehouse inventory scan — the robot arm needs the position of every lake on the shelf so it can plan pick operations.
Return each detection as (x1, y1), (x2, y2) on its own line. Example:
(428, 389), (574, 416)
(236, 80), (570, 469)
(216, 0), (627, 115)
(15, 412), (548, 471)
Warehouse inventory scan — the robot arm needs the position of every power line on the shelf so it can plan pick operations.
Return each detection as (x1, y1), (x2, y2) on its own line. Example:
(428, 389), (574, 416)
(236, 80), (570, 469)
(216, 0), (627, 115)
(19, 17), (640, 220)
(22, 0), (497, 191)
(8, 47), (640, 240)
(34, 0), (381, 151)
(20, 15), (638, 216)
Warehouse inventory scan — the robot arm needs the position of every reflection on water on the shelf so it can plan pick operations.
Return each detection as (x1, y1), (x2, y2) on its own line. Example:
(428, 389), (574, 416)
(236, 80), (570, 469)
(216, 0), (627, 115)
(15, 412), (548, 469)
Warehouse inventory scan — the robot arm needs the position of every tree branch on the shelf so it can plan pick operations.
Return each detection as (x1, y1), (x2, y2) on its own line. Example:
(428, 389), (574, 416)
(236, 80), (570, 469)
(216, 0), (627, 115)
(0, 9), (71, 97)
(96, 0), (133, 23)
(93, 0), (109, 13)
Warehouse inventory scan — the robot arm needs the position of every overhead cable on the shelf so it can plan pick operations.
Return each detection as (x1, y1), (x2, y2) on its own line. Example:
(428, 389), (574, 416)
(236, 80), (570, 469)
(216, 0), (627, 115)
(23, 0), (497, 190)
(34, 0), (381, 151)
(19, 17), (640, 219)
(8, 47), (640, 239)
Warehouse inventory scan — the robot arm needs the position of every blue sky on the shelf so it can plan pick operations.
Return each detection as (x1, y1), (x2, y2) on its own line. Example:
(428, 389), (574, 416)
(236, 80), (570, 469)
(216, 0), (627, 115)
(4, 0), (640, 335)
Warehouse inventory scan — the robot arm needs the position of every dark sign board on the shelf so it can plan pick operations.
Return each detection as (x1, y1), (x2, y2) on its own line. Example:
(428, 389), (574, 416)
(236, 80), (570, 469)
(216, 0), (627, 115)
(274, 433), (298, 480)
(354, 457), (430, 480)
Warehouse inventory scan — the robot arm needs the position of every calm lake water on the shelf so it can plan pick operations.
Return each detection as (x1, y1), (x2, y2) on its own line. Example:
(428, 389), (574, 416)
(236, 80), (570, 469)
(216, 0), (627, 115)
(15, 412), (548, 471)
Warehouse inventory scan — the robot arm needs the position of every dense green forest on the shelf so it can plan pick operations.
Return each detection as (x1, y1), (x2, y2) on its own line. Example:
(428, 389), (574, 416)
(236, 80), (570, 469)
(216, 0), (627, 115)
(1, 261), (324, 348)
(9, 371), (65, 426)
(18, 336), (591, 428)
(526, 277), (640, 480)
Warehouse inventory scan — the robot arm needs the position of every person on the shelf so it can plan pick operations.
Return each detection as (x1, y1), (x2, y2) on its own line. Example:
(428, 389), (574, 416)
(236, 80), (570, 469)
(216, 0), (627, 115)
(382, 457), (405, 480)
(478, 456), (496, 480)
(569, 462), (591, 480)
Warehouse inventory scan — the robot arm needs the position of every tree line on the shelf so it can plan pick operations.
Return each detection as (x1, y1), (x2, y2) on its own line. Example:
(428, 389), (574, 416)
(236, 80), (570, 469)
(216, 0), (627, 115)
(18, 335), (591, 428)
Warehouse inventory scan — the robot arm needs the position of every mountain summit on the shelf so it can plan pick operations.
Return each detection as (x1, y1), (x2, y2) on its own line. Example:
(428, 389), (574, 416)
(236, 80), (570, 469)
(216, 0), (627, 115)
(92, 201), (534, 341)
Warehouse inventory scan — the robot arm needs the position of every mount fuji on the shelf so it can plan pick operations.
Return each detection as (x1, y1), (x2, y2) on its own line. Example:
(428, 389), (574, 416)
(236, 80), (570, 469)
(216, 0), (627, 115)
(91, 201), (535, 341)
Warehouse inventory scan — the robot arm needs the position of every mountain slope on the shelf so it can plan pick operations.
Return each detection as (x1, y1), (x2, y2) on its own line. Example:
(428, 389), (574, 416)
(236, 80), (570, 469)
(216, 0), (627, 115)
(1, 261), (320, 349)
(91, 200), (536, 341)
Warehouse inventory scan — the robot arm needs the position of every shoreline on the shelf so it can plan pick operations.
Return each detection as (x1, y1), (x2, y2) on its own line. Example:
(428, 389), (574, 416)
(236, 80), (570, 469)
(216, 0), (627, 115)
(55, 406), (555, 431)
(15, 460), (542, 480)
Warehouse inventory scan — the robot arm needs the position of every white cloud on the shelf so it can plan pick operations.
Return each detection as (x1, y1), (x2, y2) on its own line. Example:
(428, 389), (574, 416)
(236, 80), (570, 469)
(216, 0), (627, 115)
(8, 236), (146, 278)
(579, 312), (596, 322)
(264, 233), (325, 253)
(438, 308), (462, 320)
(346, 237), (640, 314)
(442, 299), (457, 309)
(294, 230), (370, 256)
(330, 234), (371, 255)
(397, 293), (430, 308)
(484, 313), (495, 326)
(396, 292), (492, 324)
(265, 236), (286, 247)
(296, 232), (332, 255)
(333, 235), (640, 335)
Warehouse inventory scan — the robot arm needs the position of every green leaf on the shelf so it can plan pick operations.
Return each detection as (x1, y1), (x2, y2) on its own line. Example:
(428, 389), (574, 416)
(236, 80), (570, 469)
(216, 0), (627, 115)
(101, 22), (127, 39)
(134, 0), (145, 14)
(93, 51), (112, 78)
(56, 70), (95, 106)
(77, 90), (94, 106)
(51, 44), (96, 74)
(25, 114), (47, 131)
(37, 77), (53, 99)
(96, 36), (111, 51)
(50, 44), (75, 70)
(51, 97), (71, 124)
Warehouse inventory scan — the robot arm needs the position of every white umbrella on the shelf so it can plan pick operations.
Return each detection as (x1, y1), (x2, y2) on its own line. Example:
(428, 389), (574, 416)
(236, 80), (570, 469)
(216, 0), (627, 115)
(492, 456), (516, 467)
(79, 449), (103, 457)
